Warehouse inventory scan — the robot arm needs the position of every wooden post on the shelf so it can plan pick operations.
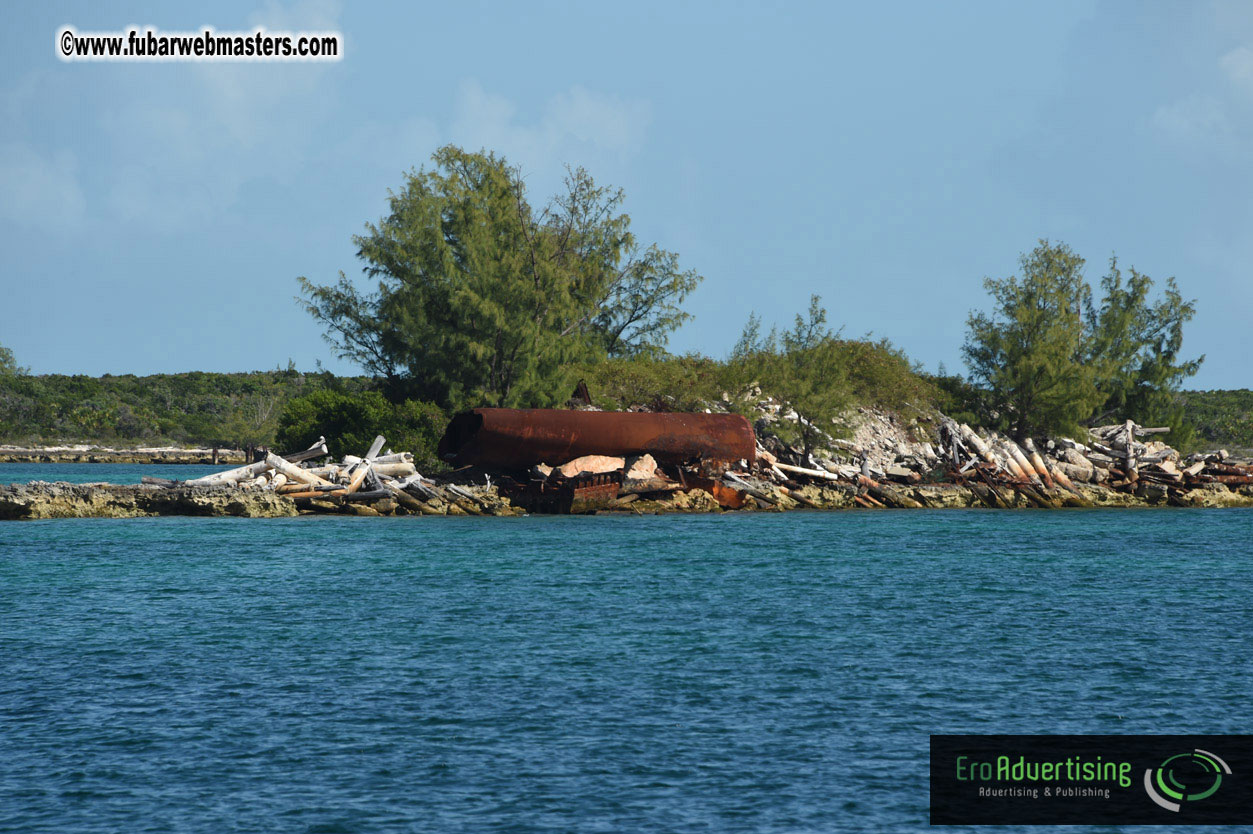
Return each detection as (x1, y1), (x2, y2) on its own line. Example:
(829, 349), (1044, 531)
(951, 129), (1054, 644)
(1125, 419), (1137, 477)
(344, 461), (372, 494)
(1022, 438), (1055, 488)
(959, 424), (999, 466)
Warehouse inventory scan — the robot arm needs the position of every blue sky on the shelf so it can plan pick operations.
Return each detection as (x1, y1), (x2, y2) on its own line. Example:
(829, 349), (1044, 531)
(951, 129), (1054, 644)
(2, 1), (1251, 388)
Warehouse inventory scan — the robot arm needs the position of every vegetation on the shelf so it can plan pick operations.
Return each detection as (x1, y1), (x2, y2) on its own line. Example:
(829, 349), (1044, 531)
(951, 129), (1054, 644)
(577, 354), (728, 413)
(963, 240), (1202, 444)
(575, 298), (945, 459)
(0, 368), (372, 450)
(298, 145), (701, 412)
(0, 343), (25, 377)
(963, 241), (1104, 441)
(274, 390), (446, 470)
(728, 296), (851, 459)
(1085, 257), (1202, 447)
(1177, 390), (1253, 451)
(0, 142), (1231, 465)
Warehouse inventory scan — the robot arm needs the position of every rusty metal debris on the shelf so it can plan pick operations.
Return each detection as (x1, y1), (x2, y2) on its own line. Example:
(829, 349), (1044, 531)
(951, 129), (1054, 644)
(130, 400), (1252, 517)
(438, 408), (756, 470)
(501, 471), (623, 515)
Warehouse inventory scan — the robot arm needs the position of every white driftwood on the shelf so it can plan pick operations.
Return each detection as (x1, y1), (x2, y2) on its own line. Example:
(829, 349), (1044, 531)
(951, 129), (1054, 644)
(959, 424), (998, 465)
(283, 438), (329, 463)
(371, 452), (413, 465)
(266, 452), (334, 487)
(184, 459), (273, 486)
(1022, 439), (1055, 488)
(344, 461), (372, 494)
(1007, 442), (1040, 485)
(1124, 419), (1137, 475)
(993, 440), (1029, 482)
(773, 461), (842, 482)
(370, 461), (418, 479)
(185, 438), (326, 486)
(1047, 461), (1079, 492)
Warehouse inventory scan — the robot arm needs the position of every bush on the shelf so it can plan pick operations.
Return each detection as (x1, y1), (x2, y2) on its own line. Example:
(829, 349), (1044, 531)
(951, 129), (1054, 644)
(576, 354), (729, 412)
(1176, 389), (1253, 451)
(275, 390), (447, 472)
(828, 337), (941, 415)
(0, 370), (373, 448)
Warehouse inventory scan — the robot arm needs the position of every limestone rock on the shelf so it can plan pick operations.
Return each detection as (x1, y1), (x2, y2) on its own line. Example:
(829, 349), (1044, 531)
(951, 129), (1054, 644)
(556, 455), (625, 478)
(0, 482), (297, 520)
(624, 454), (658, 481)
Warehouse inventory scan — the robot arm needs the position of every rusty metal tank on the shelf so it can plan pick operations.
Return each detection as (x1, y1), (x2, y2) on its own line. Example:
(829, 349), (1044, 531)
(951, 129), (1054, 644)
(437, 408), (756, 470)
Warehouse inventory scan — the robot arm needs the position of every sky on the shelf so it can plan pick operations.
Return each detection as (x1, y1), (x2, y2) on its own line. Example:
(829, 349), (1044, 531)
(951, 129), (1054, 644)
(2, 1), (1251, 388)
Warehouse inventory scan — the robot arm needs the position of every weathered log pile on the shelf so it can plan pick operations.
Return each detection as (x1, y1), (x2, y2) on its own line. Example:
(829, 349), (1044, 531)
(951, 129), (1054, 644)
(434, 405), (1253, 513)
(127, 408), (1253, 517)
(738, 413), (1253, 510)
(141, 435), (519, 517)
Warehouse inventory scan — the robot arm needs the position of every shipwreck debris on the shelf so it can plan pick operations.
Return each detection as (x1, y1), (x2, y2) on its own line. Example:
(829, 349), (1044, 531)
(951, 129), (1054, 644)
(113, 401), (1253, 518)
(437, 408), (756, 470)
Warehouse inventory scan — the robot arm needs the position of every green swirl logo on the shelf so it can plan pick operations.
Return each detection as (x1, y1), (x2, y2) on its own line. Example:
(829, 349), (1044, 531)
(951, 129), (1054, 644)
(1144, 749), (1231, 812)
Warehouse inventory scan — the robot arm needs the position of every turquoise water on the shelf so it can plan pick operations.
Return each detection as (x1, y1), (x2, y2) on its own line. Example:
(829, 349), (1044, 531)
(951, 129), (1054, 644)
(0, 462), (227, 485)
(2, 506), (1251, 832)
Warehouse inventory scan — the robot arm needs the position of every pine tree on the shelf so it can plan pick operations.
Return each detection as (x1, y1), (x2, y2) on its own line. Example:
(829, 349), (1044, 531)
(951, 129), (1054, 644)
(299, 146), (701, 410)
(962, 241), (1103, 440)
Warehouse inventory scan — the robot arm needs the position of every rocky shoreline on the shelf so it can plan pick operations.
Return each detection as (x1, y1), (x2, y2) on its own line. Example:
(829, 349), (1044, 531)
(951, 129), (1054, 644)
(0, 445), (249, 465)
(0, 482), (297, 520)
(2, 477), (1250, 520)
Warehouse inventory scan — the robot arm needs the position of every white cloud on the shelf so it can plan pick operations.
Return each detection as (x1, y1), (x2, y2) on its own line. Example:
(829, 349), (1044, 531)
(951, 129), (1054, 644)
(449, 79), (652, 178)
(1153, 38), (1253, 152)
(1220, 44), (1253, 95)
(546, 86), (652, 154)
(94, 0), (346, 228)
(1152, 94), (1230, 145)
(0, 143), (85, 230)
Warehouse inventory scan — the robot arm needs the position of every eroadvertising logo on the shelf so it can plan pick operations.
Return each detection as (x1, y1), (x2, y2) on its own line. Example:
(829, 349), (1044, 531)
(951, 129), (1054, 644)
(1143, 749), (1230, 812)
(930, 735), (1253, 825)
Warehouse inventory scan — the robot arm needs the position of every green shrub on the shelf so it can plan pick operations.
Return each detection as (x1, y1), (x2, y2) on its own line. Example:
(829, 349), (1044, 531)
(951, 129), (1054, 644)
(575, 354), (730, 412)
(1176, 389), (1253, 451)
(275, 390), (447, 472)
(0, 370), (373, 448)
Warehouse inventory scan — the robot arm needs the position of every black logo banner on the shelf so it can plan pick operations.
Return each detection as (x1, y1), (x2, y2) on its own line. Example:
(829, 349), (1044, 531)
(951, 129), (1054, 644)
(931, 735), (1253, 825)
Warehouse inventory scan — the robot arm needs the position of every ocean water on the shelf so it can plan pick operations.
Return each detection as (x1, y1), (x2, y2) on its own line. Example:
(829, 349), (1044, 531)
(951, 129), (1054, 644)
(1, 463), (226, 485)
(1, 502), (1251, 832)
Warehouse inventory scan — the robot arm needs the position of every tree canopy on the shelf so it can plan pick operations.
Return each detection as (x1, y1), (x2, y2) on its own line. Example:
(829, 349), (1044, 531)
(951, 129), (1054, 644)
(299, 145), (702, 411)
(731, 296), (851, 460)
(963, 240), (1202, 441)
(0, 343), (25, 376)
(1085, 257), (1202, 443)
(275, 389), (446, 470)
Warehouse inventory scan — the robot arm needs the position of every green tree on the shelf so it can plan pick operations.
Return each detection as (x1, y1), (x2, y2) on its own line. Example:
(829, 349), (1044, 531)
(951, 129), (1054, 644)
(298, 145), (702, 410)
(0, 343), (26, 376)
(731, 296), (851, 460)
(962, 241), (1103, 441)
(275, 389), (447, 471)
(1085, 256), (1203, 443)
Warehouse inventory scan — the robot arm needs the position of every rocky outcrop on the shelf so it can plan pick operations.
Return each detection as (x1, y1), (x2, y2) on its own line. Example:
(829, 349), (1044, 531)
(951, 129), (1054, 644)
(1169, 483), (1253, 509)
(0, 482), (298, 520)
(0, 446), (247, 464)
(911, 485), (980, 509)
